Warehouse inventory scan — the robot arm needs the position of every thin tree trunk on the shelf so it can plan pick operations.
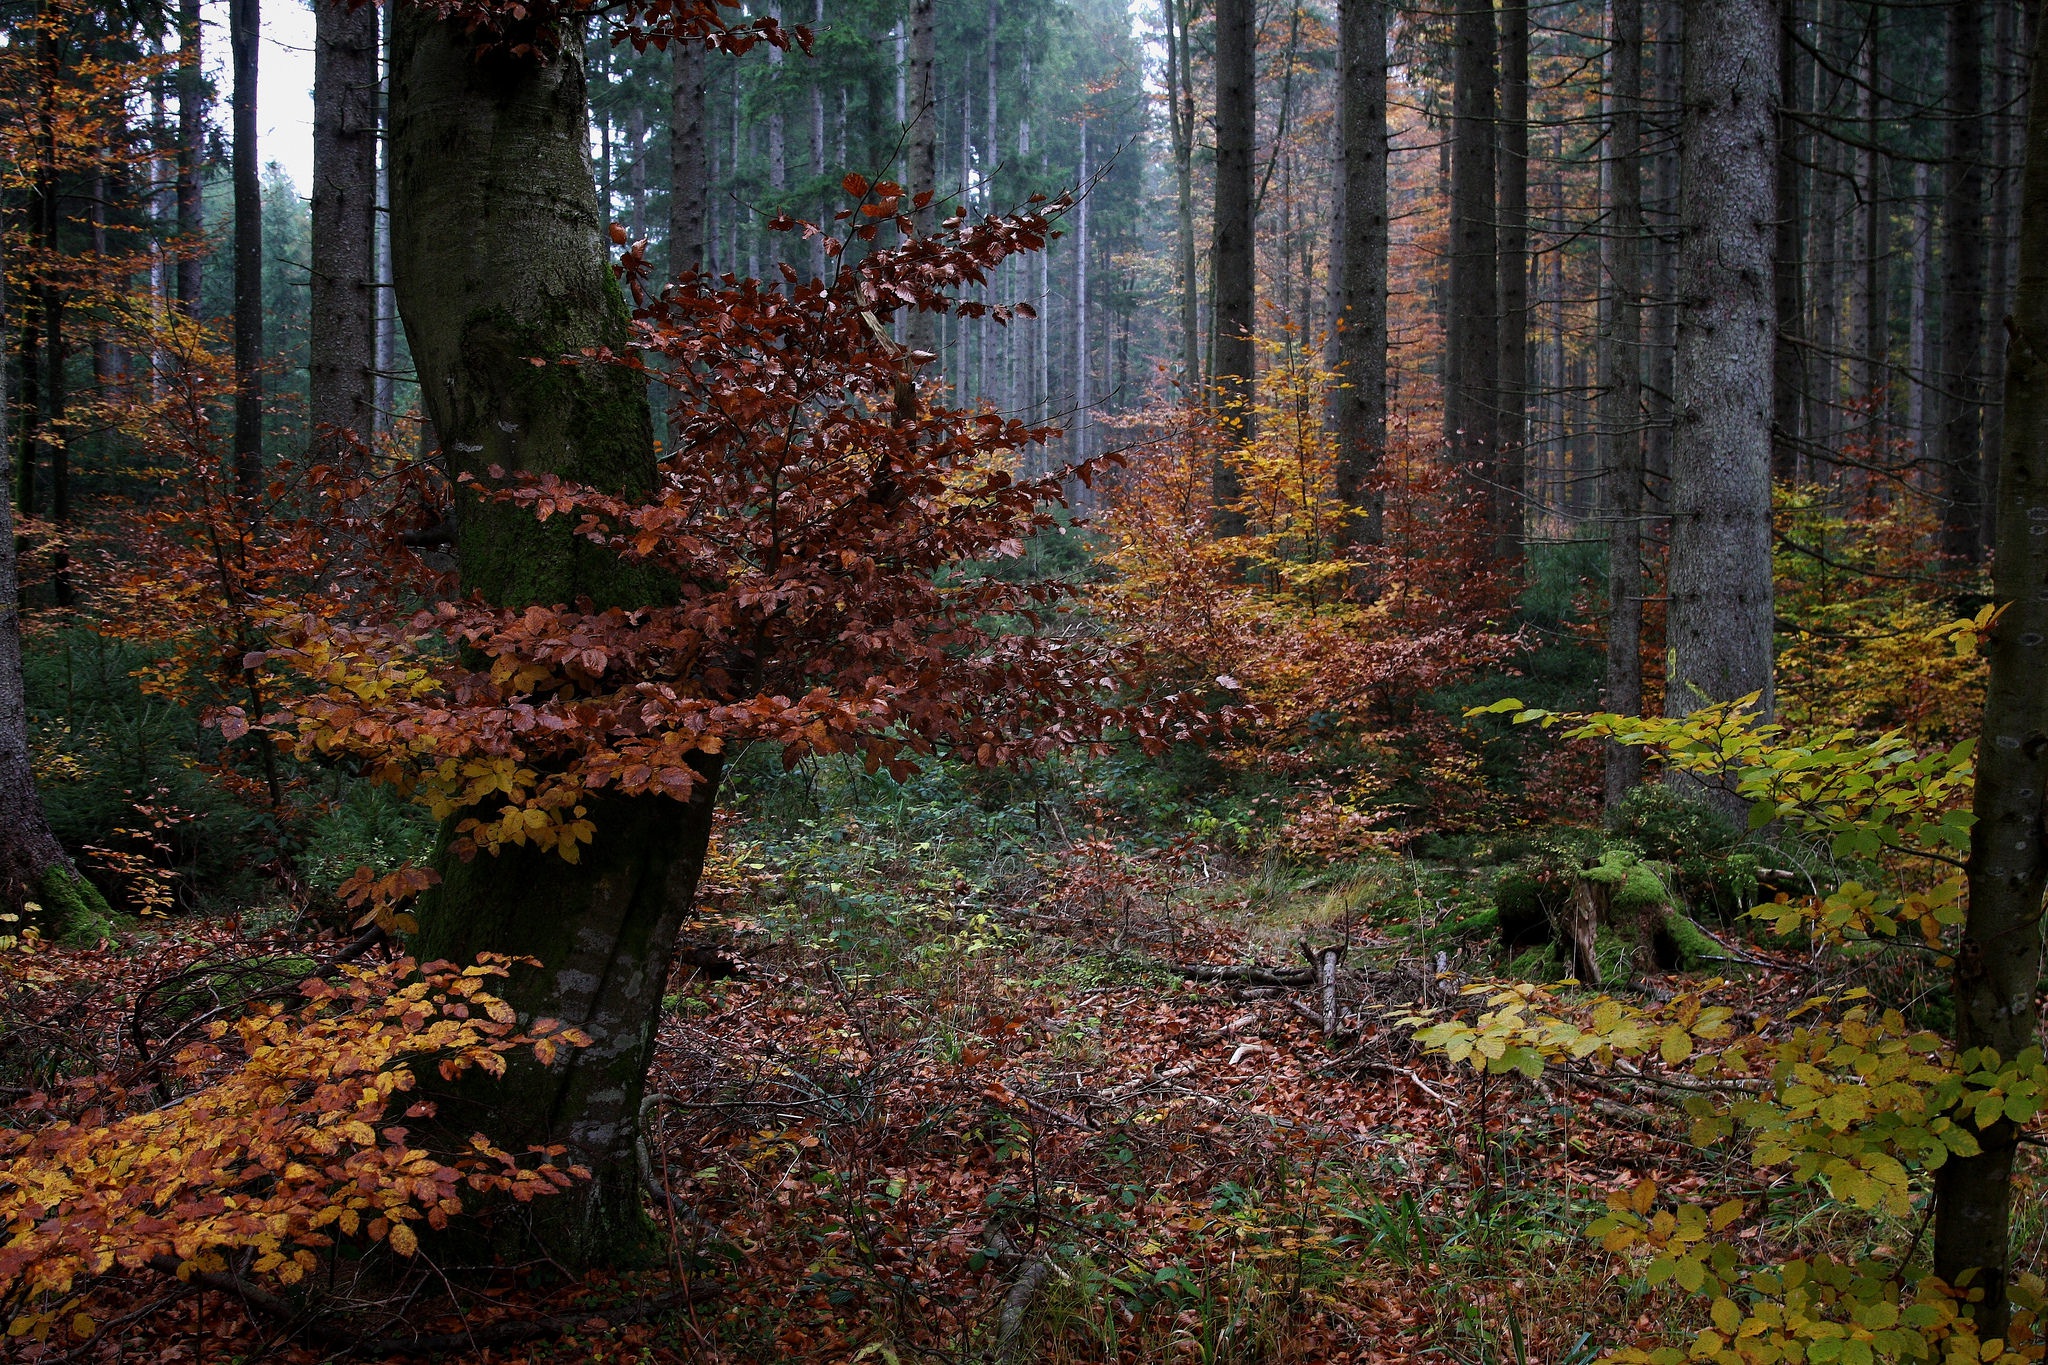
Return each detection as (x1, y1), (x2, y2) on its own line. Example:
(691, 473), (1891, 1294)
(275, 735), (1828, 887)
(1937, 12), (2048, 1328)
(388, 0), (719, 1266)
(375, 0), (396, 442)
(1497, 0), (1529, 568)
(1668, 0), (1777, 747)
(628, 100), (648, 243)
(1912, 162), (1934, 460)
(1938, 0), (1987, 564)
(1603, 0), (1645, 806)
(230, 0), (264, 505)
(176, 0), (204, 314)
(1333, 0), (1388, 548)
(310, 0), (379, 462)
(1075, 120), (1091, 463)
(1446, 0), (1500, 527)
(1772, 0), (1806, 482)
(1212, 0), (1257, 533)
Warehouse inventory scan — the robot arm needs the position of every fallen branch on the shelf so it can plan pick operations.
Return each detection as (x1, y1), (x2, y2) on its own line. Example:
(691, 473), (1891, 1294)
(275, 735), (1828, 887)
(1172, 962), (1316, 989)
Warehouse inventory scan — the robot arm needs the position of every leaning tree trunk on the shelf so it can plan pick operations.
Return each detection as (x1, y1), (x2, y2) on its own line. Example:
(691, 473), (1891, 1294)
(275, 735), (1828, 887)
(309, 0), (379, 461)
(1602, 0), (1645, 806)
(1934, 7), (2048, 1333)
(1332, 0), (1388, 549)
(0, 230), (112, 935)
(1211, 0), (1256, 533)
(1667, 0), (1776, 741)
(388, 3), (720, 1268)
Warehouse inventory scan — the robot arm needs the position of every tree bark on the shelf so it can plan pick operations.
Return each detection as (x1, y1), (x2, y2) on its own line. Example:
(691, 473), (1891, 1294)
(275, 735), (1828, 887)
(905, 0), (936, 364)
(176, 0), (204, 314)
(1938, 0), (1987, 565)
(231, 0), (264, 504)
(310, 0), (380, 462)
(1771, 0), (1806, 483)
(1496, 0), (1529, 568)
(1667, 0), (1777, 736)
(1445, 0), (1499, 526)
(1603, 0), (1645, 806)
(670, 37), (707, 276)
(388, 3), (716, 1266)
(1166, 0), (1201, 390)
(1333, 0), (1388, 548)
(1212, 0), (1256, 531)
(1934, 7), (2048, 1330)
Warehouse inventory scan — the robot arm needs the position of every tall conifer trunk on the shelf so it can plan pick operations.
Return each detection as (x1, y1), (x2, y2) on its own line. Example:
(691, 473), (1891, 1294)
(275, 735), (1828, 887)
(387, 4), (719, 1266)
(310, 0), (379, 461)
(1602, 0), (1645, 806)
(1935, 4), (2048, 1329)
(230, 0), (263, 504)
(1771, 0), (1805, 483)
(671, 37), (707, 276)
(176, 0), (204, 313)
(1496, 0), (1529, 569)
(1333, 0), (1387, 548)
(1667, 0), (1776, 743)
(1212, 0), (1256, 532)
(1938, 0), (1987, 564)
(1445, 0), (1499, 525)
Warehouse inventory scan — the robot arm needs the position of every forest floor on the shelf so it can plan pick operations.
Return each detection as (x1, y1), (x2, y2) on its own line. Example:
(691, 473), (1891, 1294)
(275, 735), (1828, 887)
(9, 758), (2037, 1365)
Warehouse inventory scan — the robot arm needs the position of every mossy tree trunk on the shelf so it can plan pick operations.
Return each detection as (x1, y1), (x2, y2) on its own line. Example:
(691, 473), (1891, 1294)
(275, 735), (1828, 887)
(1935, 10), (2048, 1333)
(387, 6), (716, 1267)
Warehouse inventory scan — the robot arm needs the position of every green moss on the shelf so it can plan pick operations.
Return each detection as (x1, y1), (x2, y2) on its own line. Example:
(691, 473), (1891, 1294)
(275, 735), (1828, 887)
(1656, 910), (1720, 972)
(39, 864), (123, 945)
(1503, 945), (1558, 981)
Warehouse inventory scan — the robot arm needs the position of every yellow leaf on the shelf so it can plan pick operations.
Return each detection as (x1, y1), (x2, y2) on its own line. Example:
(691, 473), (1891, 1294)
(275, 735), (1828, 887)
(71, 1314), (94, 1340)
(389, 1222), (419, 1257)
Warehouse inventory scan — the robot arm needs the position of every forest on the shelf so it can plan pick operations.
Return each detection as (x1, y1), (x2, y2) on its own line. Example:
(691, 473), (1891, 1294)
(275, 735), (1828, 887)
(0, 0), (2045, 1360)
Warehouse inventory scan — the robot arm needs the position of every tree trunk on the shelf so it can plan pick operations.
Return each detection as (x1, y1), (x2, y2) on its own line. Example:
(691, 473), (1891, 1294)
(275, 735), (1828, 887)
(388, 3), (717, 1266)
(0, 230), (111, 935)
(1333, 0), (1388, 548)
(1934, 8), (2048, 1331)
(310, 0), (379, 462)
(1212, 0), (1256, 531)
(176, 0), (204, 314)
(1603, 0), (1645, 807)
(1771, 0), (1805, 482)
(231, 0), (263, 505)
(375, 0), (396, 442)
(1445, 0), (1499, 525)
(1938, 0), (1987, 565)
(1167, 0), (1201, 390)
(905, 0), (936, 361)
(1496, 0), (1529, 569)
(1980, 0), (2021, 549)
(1667, 0), (1776, 739)
(669, 39), (706, 275)
(1075, 120), (1092, 462)
(1645, 0), (1680, 504)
